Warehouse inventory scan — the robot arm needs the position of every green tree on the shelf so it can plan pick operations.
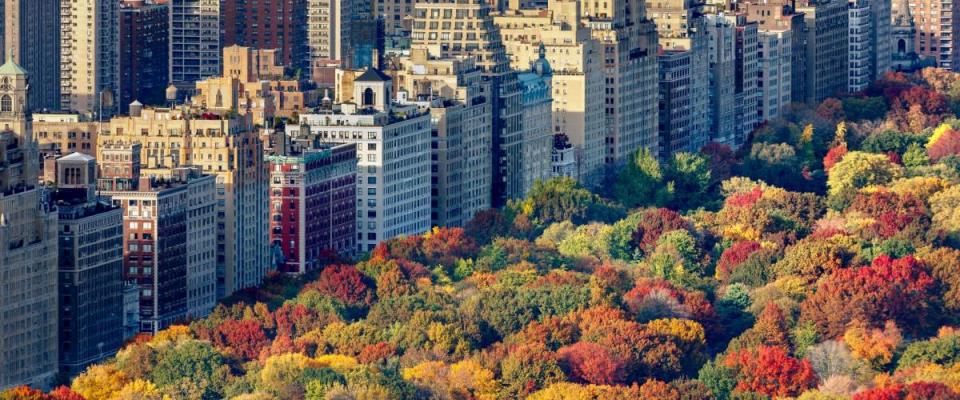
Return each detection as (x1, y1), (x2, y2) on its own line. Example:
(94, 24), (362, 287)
(666, 152), (713, 210)
(614, 148), (674, 208)
(150, 340), (230, 398)
(826, 151), (903, 209)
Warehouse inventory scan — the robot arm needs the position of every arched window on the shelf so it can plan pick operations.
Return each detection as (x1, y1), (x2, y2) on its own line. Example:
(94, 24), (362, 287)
(363, 88), (375, 107)
(1, 95), (11, 112)
(898, 39), (907, 54)
(215, 90), (223, 108)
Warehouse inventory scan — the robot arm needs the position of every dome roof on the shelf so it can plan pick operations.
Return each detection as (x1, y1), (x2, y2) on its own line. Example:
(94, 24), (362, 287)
(531, 43), (552, 77)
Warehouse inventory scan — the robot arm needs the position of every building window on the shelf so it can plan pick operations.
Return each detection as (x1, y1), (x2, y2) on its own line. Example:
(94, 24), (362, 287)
(0, 95), (10, 113)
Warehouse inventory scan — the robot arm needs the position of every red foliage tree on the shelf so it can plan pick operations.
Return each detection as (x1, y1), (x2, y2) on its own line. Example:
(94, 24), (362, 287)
(723, 345), (818, 398)
(307, 264), (372, 305)
(928, 128), (960, 162)
(800, 255), (937, 337)
(632, 209), (689, 253)
(557, 342), (627, 385)
(358, 342), (397, 363)
(892, 86), (949, 116)
(854, 386), (904, 400)
(905, 382), (960, 400)
(701, 142), (737, 183)
(817, 98), (846, 121)
(422, 227), (478, 266)
(48, 387), (84, 400)
(849, 191), (929, 238)
(273, 303), (328, 338)
(823, 143), (848, 172)
(214, 319), (271, 360)
(725, 186), (764, 208)
(464, 209), (509, 245)
(716, 241), (762, 281)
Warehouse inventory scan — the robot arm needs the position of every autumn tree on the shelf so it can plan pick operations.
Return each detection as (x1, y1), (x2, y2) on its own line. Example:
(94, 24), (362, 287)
(723, 345), (818, 398)
(557, 342), (627, 385)
(826, 151), (902, 209)
(306, 264), (372, 306)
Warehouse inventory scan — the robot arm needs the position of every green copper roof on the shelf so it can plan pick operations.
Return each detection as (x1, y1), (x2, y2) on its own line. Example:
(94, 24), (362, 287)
(0, 57), (28, 76)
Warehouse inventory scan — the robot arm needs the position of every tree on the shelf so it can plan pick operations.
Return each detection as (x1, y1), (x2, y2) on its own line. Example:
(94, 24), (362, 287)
(72, 365), (128, 400)
(723, 345), (818, 398)
(928, 128), (960, 161)
(557, 342), (628, 385)
(48, 387), (84, 400)
(517, 177), (625, 226)
(823, 144), (848, 172)
(843, 320), (902, 368)
(666, 152), (712, 210)
(614, 148), (674, 208)
(898, 331), (960, 370)
(826, 151), (903, 209)
(0, 387), (53, 400)
(930, 186), (960, 240)
(149, 340), (229, 396)
(799, 255), (937, 337)
(499, 344), (567, 398)
(307, 264), (372, 306)
(701, 143), (737, 186)
(421, 227), (478, 267)
(632, 208), (689, 255)
(716, 241), (762, 282)
(214, 319), (271, 360)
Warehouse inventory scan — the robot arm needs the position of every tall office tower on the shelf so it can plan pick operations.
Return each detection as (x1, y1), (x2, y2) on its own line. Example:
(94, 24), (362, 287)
(732, 14), (759, 145)
(581, 0), (661, 164)
(374, 0), (414, 48)
(307, 0), (351, 69)
(849, 0), (873, 92)
(757, 29), (793, 120)
(98, 165), (217, 333)
(659, 50), (695, 158)
(0, 59), (59, 391)
(267, 143), (357, 274)
(350, 20), (385, 69)
(170, 0), (222, 93)
(412, 0), (523, 205)
(704, 15), (738, 147)
(119, 0), (170, 114)
(494, 1), (606, 185)
(222, 0), (308, 69)
(2, 0), (60, 111)
(392, 48), (493, 226)
(649, 0), (710, 154)
(516, 50), (554, 196)
(890, 0), (919, 71)
(870, 0), (892, 76)
(99, 106), (269, 299)
(797, 0), (849, 103)
(290, 69), (431, 251)
(899, 0), (959, 70)
(60, 0), (119, 115)
(49, 153), (124, 379)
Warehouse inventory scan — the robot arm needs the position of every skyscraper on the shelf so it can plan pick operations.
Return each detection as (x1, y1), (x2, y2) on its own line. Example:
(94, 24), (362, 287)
(2, 0), (60, 111)
(797, 0), (849, 103)
(50, 153), (124, 378)
(170, 0), (222, 93)
(222, 0), (308, 69)
(0, 58), (59, 391)
(60, 0), (119, 115)
(900, 0), (959, 70)
(119, 0), (169, 113)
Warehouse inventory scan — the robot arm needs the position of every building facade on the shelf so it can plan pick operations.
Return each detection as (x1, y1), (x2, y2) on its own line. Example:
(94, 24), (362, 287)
(119, 0), (170, 113)
(2, 0), (60, 111)
(659, 50), (694, 158)
(60, 0), (119, 115)
(705, 14), (738, 147)
(517, 55), (554, 196)
(797, 0), (849, 103)
(33, 113), (99, 167)
(901, 0), (959, 70)
(0, 59), (59, 391)
(170, 0), (222, 93)
(291, 69), (432, 252)
(50, 153), (124, 379)
(267, 143), (356, 274)
(757, 29), (793, 120)
(222, 0), (308, 69)
(307, 0), (351, 68)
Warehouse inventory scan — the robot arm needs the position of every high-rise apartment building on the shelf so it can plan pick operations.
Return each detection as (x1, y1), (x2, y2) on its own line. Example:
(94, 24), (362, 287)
(412, 0), (523, 204)
(170, 0), (222, 93)
(797, 0), (849, 103)
(733, 14), (759, 145)
(222, 0), (308, 69)
(392, 48), (493, 227)
(705, 14), (738, 147)
(900, 0), (959, 70)
(757, 29), (793, 120)
(60, 0), (119, 115)
(581, 0), (661, 164)
(517, 51), (554, 196)
(649, 0), (711, 155)
(1, 0), (60, 111)
(849, 0), (873, 92)
(659, 50), (694, 158)
(267, 143), (357, 274)
(119, 0), (170, 113)
(98, 105), (270, 298)
(0, 59), (59, 391)
(737, 0), (807, 103)
(290, 69), (432, 251)
(98, 166), (217, 332)
(494, 2), (606, 184)
(50, 153), (124, 379)
(307, 0), (352, 68)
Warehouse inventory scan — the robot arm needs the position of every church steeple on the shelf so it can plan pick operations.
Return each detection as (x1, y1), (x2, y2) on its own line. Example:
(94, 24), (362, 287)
(0, 56), (30, 120)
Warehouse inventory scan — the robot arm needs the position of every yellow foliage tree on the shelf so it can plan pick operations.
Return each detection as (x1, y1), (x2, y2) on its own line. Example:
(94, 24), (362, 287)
(72, 365), (129, 400)
(843, 320), (902, 368)
(114, 379), (165, 400)
(152, 325), (191, 344)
